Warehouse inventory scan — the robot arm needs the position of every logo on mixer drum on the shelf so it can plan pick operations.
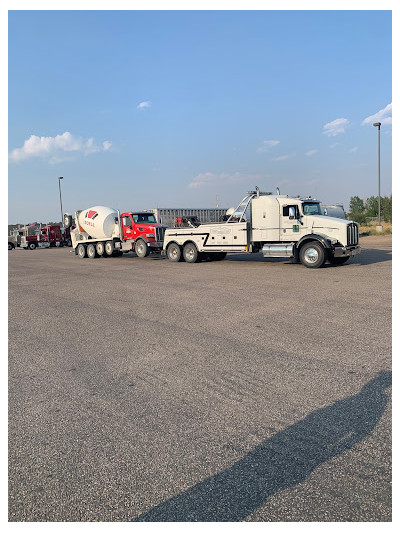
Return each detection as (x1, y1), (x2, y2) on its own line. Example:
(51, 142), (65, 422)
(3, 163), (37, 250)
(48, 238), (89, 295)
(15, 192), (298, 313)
(85, 210), (98, 220)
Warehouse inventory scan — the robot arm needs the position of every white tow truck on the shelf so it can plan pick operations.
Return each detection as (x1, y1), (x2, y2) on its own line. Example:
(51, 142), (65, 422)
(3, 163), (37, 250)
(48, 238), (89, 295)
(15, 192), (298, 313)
(163, 188), (361, 268)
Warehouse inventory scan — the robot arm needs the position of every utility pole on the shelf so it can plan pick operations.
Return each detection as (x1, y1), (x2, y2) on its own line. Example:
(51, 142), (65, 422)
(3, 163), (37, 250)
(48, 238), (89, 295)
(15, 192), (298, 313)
(58, 177), (64, 224)
(373, 123), (382, 231)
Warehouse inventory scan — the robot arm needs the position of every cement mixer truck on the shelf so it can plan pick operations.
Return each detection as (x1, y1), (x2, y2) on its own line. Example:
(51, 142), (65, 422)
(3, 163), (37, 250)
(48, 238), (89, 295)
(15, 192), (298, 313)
(64, 206), (167, 258)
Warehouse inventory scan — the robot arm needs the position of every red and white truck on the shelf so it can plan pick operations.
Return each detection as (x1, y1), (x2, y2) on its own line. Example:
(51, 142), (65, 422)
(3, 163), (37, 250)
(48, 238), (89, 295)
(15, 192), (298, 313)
(13, 224), (70, 250)
(65, 206), (167, 258)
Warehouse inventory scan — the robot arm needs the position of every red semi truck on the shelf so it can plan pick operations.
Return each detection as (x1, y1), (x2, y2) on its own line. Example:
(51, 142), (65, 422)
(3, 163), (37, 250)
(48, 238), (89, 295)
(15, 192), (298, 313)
(19, 224), (71, 249)
(65, 207), (168, 258)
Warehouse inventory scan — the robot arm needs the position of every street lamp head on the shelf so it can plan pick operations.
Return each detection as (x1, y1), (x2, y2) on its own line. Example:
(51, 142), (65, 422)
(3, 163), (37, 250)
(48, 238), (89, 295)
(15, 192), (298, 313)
(58, 176), (63, 180)
(373, 122), (381, 128)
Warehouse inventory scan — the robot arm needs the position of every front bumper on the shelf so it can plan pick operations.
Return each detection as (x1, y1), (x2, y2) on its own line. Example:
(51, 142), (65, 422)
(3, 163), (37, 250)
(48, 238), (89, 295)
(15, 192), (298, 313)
(333, 244), (361, 258)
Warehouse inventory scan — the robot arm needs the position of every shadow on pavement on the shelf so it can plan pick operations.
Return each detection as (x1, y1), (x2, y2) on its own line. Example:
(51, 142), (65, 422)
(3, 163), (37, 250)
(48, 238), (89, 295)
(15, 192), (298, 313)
(134, 371), (391, 522)
(224, 248), (392, 266)
(121, 248), (392, 266)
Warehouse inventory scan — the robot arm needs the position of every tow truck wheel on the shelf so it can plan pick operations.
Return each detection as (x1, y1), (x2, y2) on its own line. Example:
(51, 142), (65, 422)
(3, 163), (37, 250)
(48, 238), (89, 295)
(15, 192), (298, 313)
(135, 239), (150, 258)
(329, 255), (350, 265)
(28, 242), (37, 250)
(8, 242), (14, 250)
(167, 243), (182, 262)
(105, 241), (114, 256)
(77, 244), (86, 259)
(183, 242), (200, 263)
(96, 242), (105, 256)
(87, 244), (97, 259)
(299, 241), (326, 268)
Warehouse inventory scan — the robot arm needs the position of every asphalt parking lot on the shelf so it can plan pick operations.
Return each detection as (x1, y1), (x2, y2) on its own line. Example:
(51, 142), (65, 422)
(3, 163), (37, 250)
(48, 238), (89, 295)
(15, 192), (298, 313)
(8, 235), (392, 522)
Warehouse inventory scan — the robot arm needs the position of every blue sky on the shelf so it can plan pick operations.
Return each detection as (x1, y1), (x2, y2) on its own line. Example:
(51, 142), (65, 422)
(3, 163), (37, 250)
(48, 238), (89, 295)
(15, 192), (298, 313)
(8, 10), (392, 223)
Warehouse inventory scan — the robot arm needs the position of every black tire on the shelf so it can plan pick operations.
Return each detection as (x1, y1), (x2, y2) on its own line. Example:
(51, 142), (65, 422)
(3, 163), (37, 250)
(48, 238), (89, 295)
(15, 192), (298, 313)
(8, 242), (15, 250)
(87, 243), (97, 259)
(183, 242), (200, 263)
(208, 252), (227, 261)
(329, 255), (350, 265)
(77, 243), (86, 259)
(167, 243), (182, 262)
(28, 242), (37, 250)
(105, 241), (114, 256)
(135, 239), (150, 258)
(299, 241), (326, 268)
(96, 242), (105, 256)
(66, 239), (72, 247)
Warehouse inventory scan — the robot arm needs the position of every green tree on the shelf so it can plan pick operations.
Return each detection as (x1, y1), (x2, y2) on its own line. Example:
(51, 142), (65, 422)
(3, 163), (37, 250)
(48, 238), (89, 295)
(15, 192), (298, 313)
(365, 196), (379, 217)
(381, 195), (392, 223)
(348, 196), (366, 224)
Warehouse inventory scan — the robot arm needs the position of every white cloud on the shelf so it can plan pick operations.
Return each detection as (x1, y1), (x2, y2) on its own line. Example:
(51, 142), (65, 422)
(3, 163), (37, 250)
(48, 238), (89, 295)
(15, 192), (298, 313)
(322, 118), (350, 137)
(188, 171), (269, 189)
(349, 146), (358, 153)
(305, 149), (318, 157)
(137, 101), (151, 109)
(271, 153), (295, 162)
(362, 102), (392, 125)
(257, 140), (280, 153)
(9, 132), (112, 163)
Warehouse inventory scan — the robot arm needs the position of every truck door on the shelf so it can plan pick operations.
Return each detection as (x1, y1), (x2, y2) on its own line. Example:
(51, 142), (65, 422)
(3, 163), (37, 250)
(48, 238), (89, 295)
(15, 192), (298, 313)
(122, 215), (134, 241)
(280, 203), (303, 241)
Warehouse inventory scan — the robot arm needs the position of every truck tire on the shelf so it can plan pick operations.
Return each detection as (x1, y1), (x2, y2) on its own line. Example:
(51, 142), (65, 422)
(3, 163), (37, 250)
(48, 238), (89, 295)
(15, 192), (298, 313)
(135, 239), (150, 258)
(8, 242), (15, 250)
(167, 242), (182, 262)
(96, 242), (105, 256)
(183, 242), (200, 263)
(105, 241), (114, 256)
(329, 255), (350, 265)
(299, 241), (326, 268)
(77, 244), (86, 258)
(87, 244), (97, 259)
(28, 242), (37, 250)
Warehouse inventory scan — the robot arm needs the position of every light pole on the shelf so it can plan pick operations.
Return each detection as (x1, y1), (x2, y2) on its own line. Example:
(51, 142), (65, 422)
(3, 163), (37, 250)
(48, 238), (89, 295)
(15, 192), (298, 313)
(373, 122), (381, 228)
(58, 177), (64, 224)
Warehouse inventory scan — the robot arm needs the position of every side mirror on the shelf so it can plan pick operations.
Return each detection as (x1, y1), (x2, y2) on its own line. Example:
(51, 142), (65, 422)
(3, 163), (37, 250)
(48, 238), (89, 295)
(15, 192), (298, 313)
(289, 207), (296, 220)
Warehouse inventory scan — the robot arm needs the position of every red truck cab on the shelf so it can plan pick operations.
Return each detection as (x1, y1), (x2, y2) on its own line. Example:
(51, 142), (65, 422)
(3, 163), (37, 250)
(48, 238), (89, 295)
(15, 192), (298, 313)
(120, 212), (167, 257)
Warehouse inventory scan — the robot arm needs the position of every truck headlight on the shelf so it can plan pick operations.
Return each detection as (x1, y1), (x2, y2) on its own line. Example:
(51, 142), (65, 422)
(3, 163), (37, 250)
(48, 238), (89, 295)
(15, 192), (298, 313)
(146, 233), (155, 238)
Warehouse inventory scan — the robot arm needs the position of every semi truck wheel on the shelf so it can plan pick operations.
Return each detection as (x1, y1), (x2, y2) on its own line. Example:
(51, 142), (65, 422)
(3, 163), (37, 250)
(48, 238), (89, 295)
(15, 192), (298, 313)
(105, 241), (114, 256)
(28, 242), (37, 250)
(135, 239), (150, 258)
(299, 241), (326, 268)
(87, 244), (97, 259)
(167, 243), (182, 262)
(77, 244), (86, 258)
(183, 242), (200, 263)
(96, 242), (105, 256)
(329, 255), (350, 265)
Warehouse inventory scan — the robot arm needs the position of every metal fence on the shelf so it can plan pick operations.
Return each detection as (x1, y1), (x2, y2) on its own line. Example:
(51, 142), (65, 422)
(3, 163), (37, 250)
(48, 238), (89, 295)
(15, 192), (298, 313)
(149, 208), (228, 227)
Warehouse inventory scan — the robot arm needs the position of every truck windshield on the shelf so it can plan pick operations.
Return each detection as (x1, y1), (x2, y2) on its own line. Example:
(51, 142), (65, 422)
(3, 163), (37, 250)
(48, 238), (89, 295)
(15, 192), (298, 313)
(302, 202), (322, 215)
(132, 213), (157, 223)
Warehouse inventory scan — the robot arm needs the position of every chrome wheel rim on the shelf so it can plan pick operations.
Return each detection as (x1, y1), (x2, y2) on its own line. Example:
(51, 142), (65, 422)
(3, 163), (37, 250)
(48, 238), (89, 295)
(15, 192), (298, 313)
(305, 247), (319, 263)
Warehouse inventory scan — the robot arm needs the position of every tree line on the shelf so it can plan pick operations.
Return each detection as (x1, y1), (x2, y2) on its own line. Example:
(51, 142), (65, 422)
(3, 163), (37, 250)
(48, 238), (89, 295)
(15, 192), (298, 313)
(347, 195), (392, 224)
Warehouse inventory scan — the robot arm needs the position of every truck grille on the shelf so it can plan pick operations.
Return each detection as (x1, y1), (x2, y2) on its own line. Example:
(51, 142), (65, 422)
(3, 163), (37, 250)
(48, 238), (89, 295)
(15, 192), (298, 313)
(155, 227), (166, 243)
(347, 223), (359, 246)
